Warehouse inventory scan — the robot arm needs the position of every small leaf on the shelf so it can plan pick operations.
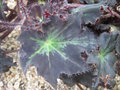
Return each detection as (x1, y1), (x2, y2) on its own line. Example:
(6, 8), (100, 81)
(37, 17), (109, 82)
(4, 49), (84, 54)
(87, 32), (119, 88)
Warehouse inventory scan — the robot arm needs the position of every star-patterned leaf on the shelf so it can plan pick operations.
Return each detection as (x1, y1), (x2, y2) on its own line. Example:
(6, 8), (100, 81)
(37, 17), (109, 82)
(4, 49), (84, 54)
(87, 32), (119, 89)
(18, 13), (97, 88)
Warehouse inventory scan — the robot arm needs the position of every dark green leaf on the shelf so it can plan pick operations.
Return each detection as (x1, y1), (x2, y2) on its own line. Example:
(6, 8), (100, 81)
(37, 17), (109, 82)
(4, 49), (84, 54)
(87, 32), (119, 88)
(18, 13), (96, 88)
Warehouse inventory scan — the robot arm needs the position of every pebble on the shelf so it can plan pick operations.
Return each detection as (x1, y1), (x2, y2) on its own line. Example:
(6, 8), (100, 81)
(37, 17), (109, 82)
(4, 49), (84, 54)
(0, 81), (3, 87)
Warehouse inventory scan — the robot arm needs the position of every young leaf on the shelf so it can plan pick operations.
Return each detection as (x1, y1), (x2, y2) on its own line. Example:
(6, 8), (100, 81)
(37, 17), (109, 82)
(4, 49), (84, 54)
(87, 32), (119, 89)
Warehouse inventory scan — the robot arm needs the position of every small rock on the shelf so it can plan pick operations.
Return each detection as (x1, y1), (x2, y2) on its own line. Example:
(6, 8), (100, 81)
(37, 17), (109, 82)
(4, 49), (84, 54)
(0, 81), (3, 87)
